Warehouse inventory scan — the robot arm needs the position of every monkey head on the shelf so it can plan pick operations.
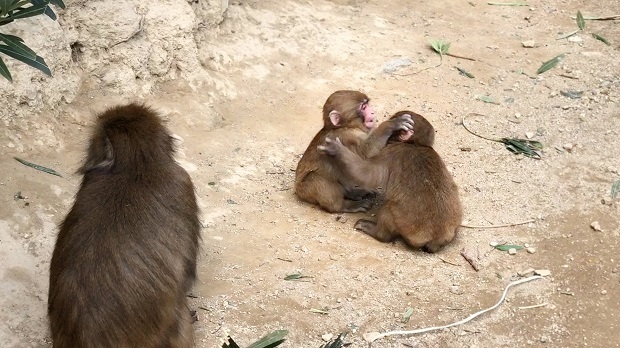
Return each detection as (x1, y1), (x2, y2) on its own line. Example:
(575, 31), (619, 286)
(322, 90), (376, 131)
(389, 111), (435, 147)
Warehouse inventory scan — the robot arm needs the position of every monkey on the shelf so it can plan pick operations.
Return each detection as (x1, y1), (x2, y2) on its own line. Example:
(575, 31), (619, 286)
(47, 103), (201, 348)
(294, 90), (414, 213)
(317, 111), (462, 253)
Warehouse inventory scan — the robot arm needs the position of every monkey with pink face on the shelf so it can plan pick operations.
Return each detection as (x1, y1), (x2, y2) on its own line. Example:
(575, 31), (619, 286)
(295, 90), (414, 213)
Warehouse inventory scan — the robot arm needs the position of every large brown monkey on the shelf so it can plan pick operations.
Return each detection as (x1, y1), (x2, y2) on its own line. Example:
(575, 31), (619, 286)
(295, 90), (414, 213)
(318, 111), (462, 252)
(48, 104), (200, 347)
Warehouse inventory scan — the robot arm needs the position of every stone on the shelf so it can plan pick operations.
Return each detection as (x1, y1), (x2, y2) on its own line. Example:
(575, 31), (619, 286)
(522, 40), (536, 48)
(591, 221), (602, 232)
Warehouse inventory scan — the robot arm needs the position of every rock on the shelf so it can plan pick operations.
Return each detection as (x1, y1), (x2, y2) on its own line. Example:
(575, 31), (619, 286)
(321, 334), (333, 342)
(335, 215), (348, 223)
(522, 40), (536, 48)
(568, 35), (583, 43)
(562, 143), (574, 152)
(534, 269), (551, 277)
(526, 247), (536, 254)
(518, 268), (535, 276)
(601, 290), (607, 295)
(525, 132), (535, 139)
(601, 198), (613, 206)
(363, 332), (382, 342)
(489, 241), (499, 247)
(383, 58), (413, 73)
(590, 221), (602, 232)
(508, 248), (517, 255)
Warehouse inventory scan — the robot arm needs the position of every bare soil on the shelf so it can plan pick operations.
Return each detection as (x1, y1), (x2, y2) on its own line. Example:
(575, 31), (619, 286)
(1, 1), (619, 347)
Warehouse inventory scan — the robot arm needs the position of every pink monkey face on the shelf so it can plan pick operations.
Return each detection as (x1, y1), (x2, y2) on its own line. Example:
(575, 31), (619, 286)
(360, 101), (376, 130)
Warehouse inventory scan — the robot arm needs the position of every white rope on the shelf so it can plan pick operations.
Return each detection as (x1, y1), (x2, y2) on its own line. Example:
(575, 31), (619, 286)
(364, 275), (544, 343)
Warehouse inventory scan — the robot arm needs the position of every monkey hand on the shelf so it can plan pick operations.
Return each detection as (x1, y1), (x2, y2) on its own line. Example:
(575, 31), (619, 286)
(317, 137), (344, 157)
(389, 113), (414, 133)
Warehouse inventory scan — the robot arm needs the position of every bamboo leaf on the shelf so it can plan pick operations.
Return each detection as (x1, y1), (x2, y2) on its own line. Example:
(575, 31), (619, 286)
(536, 53), (565, 75)
(499, 138), (543, 159)
(6, 2), (46, 19)
(222, 337), (241, 348)
(476, 95), (500, 105)
(30, 0), (57, 20)
(0, 45), (52, 76)
(310, 308), (329, 315)
(247, 330), (288, 348)
(0, 55), (12, 82)
(48, 0), (65, 9)
(560, 90), (583, 99)
(8, 0), (29, 11)
(284, 272), (313, 281)
(456, 66), (474, 78)
(0, 33), (36, 59)
(13, 156), (62, 177)
(576, 11), (585, 30)
(401, 307), (414, 323)
(494, 244), (524, 251)
(0, 0), (11, 16)
(612, 179), (620, 199)
(592, 33), (611, 46)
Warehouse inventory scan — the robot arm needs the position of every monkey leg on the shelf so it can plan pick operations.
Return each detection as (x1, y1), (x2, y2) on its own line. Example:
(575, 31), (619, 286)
(354, 217), (396, 243)
(297, 173), (371, 213)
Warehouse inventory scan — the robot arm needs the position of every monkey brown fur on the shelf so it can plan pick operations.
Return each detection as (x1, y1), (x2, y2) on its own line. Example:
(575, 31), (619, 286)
(48, 103), (200, 347)
(295, 90), (414, 213)
(318, 111), (462, 252)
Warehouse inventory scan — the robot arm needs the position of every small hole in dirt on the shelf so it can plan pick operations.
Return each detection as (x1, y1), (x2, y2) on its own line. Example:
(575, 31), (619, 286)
(70, 42), (83, 63)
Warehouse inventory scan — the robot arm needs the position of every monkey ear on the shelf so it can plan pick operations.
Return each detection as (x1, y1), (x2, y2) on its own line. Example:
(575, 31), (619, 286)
(399, 130), (414, 142)
(79, 137), (115, 173)
(328, 110), (341, 126)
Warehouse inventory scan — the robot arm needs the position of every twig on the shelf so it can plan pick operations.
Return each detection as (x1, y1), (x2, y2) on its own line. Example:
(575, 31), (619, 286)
(559, 73), (579, 80)
(488, 2), (529, 5)
(460, 248), (480, 271)
(518, 302), (548, 310)
(461, 219), (535, 229)
(439, 257), (461, 266)
(363, 276), (544, 343)
(392, 62), (441, 76)
(447, 53), (477, 61)
(109, 16), (145, 48)
(559, 291), (574, 296)
(461, 113), (498, 142)
(277, 257), (293, 262)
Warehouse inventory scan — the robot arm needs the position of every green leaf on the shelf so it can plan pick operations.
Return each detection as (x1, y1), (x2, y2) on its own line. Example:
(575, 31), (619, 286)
(476, 95), (499, 105)
(13, 156), (62, 177)
(592, 33), (611, 46)
(536, 53), (565, 75)
(499, 138), (543, 159)
(30, 0), (57, 20)
(0, 55), (12, 82)
(48, 0), (65, 9)
(247, 330), (288, 348)
(401, 307), (414, 323)
(0, 0), (11, 16)
(284, 273), (313, 281)
(0, 45), (52, 76)
(0, 33), (36, 59)
(7, 2), (47, 19)
(456, 66), (474, 78)
(494, 244), (524, 251)
(9, 0), (30, 11)
(429, 38), (450, 55)
(611, 179), (620, 199)
(576, 11), (585, 30)
(560, 90), (583, 99)
(222, 337), (241, 348)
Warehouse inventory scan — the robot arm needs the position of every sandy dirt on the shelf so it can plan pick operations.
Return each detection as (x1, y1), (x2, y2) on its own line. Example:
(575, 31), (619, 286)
(1, 0), (620, 347)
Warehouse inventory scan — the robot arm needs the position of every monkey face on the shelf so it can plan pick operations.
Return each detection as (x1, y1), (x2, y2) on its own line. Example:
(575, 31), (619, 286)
(360, 100), (376, 130)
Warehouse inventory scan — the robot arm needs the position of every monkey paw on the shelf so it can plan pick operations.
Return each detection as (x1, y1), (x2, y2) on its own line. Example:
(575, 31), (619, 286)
(317, 137), (344, 156)
(391, 113), (414, 132)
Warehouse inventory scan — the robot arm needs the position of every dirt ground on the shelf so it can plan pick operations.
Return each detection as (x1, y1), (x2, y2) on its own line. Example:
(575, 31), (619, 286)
(1, 0), (620, 347)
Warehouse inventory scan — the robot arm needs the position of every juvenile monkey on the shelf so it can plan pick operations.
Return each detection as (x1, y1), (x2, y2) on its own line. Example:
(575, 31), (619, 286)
(295, 90), (414, 213)
(318, 111), (462, 252)
(48, 104), (200, 347)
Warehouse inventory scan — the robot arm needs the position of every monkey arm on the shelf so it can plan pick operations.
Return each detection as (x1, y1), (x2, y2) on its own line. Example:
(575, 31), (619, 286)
(359, 113), (414, 158)
(319, 138), (386, 190)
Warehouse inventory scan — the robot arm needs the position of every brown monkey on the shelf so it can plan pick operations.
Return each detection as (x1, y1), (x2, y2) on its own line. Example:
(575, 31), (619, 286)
(48, 104), (200, 347)
(318, 111), (462, 252)
(295, 90), (414, 213)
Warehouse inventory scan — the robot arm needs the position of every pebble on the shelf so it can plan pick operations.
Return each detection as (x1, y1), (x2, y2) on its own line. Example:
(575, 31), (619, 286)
(521, 40), (536, 48)
(382, 58), (413, 73)
(601, 290), (607, 295)
(508, 248), (517, 255)
(525, 132), (535, 139)
(535, 269), (551, 277)
(321, 334), (333, 342)
(590, 221), (602, 232)
(568, 35), (583, 43)
(489, 241), (499, 247)
(562, 143), (574, 152)
(526, 247), (536, 254)
(518, 268), (535, 276)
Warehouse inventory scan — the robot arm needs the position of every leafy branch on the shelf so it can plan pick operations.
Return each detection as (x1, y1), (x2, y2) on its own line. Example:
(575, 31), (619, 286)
(462, 113), (543, 159)
(0, 0), (65, 82)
